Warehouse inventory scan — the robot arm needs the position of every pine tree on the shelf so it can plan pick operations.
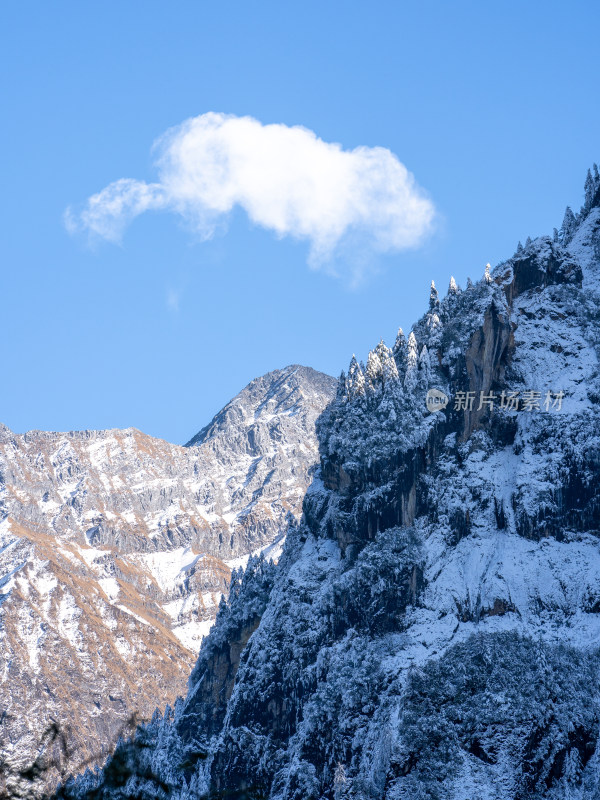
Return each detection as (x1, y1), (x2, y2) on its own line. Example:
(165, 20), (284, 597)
(553, 228), (559, 243)
(561, 206), (577, 243)
(584, 168), (594, 211)
(525, 236), (532, 249)
(365, 349), (382, 395)
(393, 327), (407, 381)
(448, 276), (459, 295)
(429, 280), (439, 310)
(347, 355), (366, 399)
(428, 312), (441, 332)
(516, 241), (524, 254)
(354, 368), (366, 398)
(418, 344), (431, 387)
(484, 263), (492, 284)
(404, 332), (418, 391)
(466, 277), (473, 289)
(383, 355), (400, 387)
(393, 327), (406, 361)
(374, 339), (390, 362)
(583, 164), (599, 211)
(337, 370), (346, 401)
(375, 340), (399, 387)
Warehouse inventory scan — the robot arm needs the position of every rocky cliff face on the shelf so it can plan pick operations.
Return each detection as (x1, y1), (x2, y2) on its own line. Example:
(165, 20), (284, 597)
(54, 168), (600, 800)
(0, 365), (336, 799)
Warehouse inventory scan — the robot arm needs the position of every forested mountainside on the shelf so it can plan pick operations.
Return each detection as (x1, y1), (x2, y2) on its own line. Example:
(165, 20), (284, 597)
(0, 366), (336, 799)
(58, 167), (600, 800)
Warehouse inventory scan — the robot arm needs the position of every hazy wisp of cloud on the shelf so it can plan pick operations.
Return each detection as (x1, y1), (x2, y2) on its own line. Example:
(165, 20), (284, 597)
(66, 112), (435, 280)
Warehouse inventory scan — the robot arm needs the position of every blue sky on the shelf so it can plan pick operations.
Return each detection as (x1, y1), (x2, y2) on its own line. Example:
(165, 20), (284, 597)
(2, 1), (599, 444)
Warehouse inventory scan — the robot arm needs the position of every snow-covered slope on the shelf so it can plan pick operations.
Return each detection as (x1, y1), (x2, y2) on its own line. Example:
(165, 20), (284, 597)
(0, 365), (336, 799)
(55, 167), (600, 800)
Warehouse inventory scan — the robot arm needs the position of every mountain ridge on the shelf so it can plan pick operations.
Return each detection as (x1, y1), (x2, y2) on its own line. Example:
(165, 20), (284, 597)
(0, 364), (336, 799)
(54, 165), (600, 800)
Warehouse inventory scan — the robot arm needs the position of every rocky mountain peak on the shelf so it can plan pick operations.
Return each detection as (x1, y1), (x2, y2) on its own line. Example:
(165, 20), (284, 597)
(186, 364), (337, 454)
(0, 366), (335, 799)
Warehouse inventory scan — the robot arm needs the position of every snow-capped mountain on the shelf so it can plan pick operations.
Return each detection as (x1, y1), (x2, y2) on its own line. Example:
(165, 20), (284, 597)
(0, 365), (336, 799)
(55, 167), (600, 800)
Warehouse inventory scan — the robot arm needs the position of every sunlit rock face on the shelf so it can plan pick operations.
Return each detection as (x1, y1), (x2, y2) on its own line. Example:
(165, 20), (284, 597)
(0, 365), (336, 798)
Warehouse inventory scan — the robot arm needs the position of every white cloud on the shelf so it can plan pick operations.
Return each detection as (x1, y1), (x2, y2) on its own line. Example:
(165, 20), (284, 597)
(66, 112), (435, 279)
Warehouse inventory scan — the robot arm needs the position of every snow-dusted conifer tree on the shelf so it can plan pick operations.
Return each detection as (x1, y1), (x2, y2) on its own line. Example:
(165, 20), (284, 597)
(583, 164), (599, 209)
(337, 370), (346, 401)
(484, 262), (492, 284)
(404, 331), (418, 392)
(448, 276), (459, 295)
(430, 313), (442, 332)
(374, 340), (399, 388)
(561, 206), (577, 243)
(418, 343), (431, 387)
(393, 328), (407, 384)
(429, 280), (439, 310)
(365, 350), (383, 395)
(393, 327), (406, 361)
(347, 356), (366, 399)
(584, 168), (595, 211)
(383, 355), (400, 387)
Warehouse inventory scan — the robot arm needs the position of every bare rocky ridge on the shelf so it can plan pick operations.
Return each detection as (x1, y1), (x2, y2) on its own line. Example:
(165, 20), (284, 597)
(0, 365), (336, 799)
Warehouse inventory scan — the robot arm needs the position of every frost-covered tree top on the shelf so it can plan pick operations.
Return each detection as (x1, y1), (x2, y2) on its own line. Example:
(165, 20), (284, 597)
(346, 354), (366, 400)
(393, 326), (406, 359)
(429, 279), (439, 310)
